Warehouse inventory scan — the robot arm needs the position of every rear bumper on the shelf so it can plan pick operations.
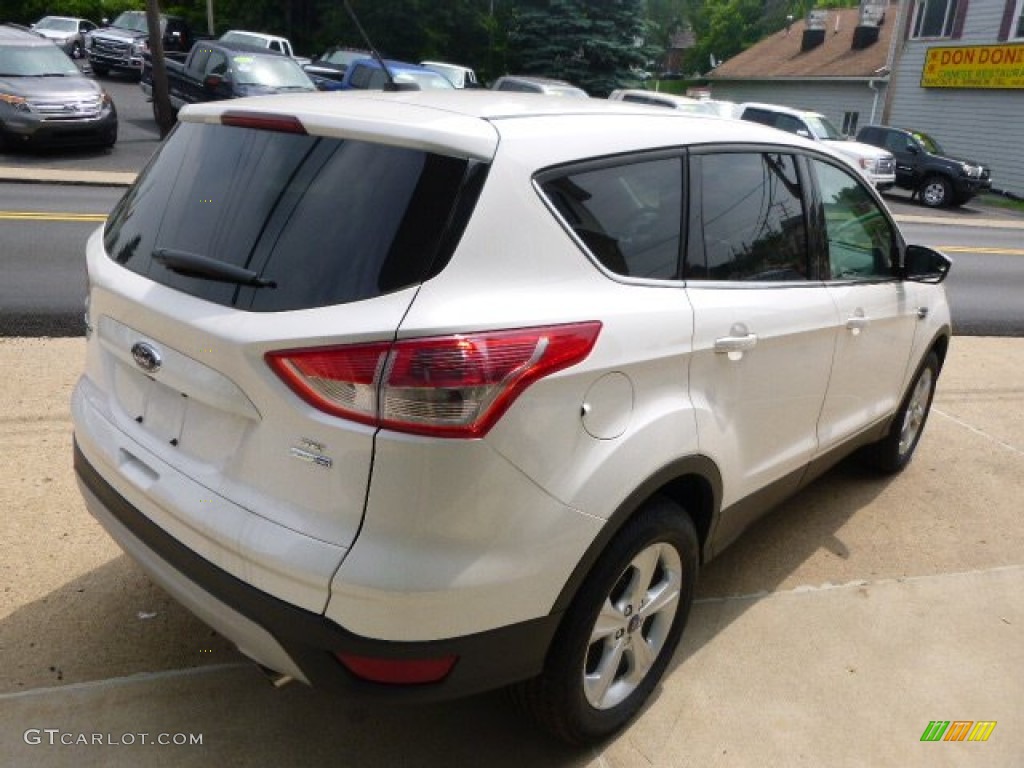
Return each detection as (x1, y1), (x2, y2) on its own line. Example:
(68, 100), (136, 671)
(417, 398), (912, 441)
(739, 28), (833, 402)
(74, 440), (559, 701)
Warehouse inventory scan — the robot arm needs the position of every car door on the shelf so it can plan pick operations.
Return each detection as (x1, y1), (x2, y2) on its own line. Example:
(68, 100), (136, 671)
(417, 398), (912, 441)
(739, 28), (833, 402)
(685, 149), (838, 549)
(883, 130), (919, 187)
(810, 157), (918, 451)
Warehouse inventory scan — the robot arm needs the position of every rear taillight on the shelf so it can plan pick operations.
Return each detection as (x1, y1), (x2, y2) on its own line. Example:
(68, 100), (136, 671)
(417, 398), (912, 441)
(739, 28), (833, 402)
(266, 322), (601, 438)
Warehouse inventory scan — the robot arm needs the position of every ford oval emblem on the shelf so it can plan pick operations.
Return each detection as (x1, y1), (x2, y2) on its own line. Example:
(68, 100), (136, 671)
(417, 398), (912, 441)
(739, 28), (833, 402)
(131, 341), (162, 374)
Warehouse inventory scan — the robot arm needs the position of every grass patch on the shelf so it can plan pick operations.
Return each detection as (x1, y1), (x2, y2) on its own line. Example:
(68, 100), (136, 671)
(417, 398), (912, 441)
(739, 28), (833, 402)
(978, 192), (1024, 214)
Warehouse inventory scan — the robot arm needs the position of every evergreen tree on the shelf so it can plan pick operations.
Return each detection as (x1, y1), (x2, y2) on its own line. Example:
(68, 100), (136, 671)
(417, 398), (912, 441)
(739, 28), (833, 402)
(508, 0), (654, 96)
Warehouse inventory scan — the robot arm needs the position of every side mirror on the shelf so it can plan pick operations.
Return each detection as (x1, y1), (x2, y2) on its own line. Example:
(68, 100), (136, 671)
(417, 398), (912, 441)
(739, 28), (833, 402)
(204, 74), (224, 89)
(904, 244), (952, 283)
(796, 129), (811, 139)
(907, 143), (920, 155)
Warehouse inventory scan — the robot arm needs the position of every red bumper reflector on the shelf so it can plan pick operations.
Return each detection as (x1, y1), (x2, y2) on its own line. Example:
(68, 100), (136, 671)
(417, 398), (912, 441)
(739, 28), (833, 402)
(336, 653), (458, 685)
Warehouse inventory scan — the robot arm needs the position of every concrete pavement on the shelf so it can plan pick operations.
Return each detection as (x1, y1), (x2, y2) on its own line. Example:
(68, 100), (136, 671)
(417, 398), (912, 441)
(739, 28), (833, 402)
(0, 336), (1021, 766)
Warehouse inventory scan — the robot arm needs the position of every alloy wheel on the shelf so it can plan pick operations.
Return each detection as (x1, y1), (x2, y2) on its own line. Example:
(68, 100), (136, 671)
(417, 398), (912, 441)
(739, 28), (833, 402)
(583, 542), (682, 710)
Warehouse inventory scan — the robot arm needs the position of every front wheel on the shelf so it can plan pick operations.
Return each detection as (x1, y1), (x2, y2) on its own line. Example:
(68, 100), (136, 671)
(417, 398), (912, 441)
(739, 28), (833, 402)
(511, 496), (698, 744)
(860, 352), (939, 473)
(920, 176), (952, 208)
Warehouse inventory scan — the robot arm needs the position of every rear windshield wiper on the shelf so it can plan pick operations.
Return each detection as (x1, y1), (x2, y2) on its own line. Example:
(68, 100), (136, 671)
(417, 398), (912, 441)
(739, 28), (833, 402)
(152, 248), (277, 288)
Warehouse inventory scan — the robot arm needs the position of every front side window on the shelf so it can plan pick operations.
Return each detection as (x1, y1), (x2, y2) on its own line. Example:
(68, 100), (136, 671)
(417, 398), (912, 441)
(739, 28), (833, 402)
(814, 160), (896, 280)
(911, 0), (960, 38)
(540, 156), (683, 280)
(687, 152), (810, 281)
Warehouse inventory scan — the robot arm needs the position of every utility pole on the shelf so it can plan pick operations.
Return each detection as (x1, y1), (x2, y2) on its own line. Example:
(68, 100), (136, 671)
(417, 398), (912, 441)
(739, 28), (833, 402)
(145, 0), (175, 138)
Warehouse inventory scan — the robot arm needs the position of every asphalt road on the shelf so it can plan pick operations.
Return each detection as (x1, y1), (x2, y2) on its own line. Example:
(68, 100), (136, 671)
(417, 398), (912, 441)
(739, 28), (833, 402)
(1, 88), (1022, 338)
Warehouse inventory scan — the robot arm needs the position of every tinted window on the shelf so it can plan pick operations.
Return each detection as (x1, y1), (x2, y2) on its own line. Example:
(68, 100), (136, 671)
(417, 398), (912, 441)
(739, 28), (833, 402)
(349, 64), (372, 88)
(814, 160), (896, 280)
(540, 157), (683, 280)
(104, 122), (479, 311)
(688, 152), (810, 281)
(741, 108), (777, 127)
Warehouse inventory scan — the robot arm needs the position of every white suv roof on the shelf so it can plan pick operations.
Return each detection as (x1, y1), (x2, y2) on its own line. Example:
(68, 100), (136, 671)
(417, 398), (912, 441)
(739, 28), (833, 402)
(183, 90), (812, 163)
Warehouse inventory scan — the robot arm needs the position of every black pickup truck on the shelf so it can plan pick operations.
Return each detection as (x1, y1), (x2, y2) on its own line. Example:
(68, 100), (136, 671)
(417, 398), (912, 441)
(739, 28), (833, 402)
(86, 10), (195, 77)
(141, 41), (316, 116)
(856, 125), (992, 208)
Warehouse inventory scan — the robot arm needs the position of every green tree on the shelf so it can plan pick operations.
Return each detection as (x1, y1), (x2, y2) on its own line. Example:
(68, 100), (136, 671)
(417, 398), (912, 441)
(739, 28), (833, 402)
(507, 0), (653, 96)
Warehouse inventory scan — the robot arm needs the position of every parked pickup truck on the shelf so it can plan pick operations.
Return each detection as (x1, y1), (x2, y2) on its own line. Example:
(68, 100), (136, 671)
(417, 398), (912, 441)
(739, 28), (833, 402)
(141, 41), (316, 116)
(856, 125), (992, 208)
(86, 10), (195, 77)
(219, 30), (310, 66)
(738, 102), (897, 190)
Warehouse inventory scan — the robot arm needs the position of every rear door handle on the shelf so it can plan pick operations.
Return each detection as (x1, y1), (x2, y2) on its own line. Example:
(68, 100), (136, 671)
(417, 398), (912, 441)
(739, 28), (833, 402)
(846, 310), (870, 333)
(714, 332), (759, 361)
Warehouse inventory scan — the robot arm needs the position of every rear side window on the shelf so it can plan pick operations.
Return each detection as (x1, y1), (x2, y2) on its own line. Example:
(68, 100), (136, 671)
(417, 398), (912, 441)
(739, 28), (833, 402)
(540, 157), (683, 280)
(741, 108), (777, 127)
(104, 122), (479, 311)
(687, 152), (810, 281)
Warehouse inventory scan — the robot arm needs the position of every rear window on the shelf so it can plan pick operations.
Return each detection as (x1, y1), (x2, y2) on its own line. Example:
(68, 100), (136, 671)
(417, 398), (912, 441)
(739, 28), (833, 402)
(104, 122), (480, 311)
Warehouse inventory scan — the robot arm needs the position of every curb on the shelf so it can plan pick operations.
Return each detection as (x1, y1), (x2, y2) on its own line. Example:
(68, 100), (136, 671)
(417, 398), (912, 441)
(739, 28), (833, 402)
(0, 168), (137, 187)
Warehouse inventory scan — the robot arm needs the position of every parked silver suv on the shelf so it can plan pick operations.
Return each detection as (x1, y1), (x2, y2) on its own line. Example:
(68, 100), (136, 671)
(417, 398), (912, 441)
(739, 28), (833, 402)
(0, 24), (117, 148)
(72, 91), (951, 744)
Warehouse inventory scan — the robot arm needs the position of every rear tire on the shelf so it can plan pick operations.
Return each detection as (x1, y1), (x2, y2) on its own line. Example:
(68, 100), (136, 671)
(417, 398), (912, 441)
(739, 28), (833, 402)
(920, 176), (952, 208)
(510, 496), (698, 744)
(860, 352), (939, 474)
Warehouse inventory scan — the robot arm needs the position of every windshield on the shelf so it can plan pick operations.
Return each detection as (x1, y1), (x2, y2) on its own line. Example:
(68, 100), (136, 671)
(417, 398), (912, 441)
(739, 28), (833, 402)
(0, 46), (79, 76)
(912, 131), (945, 155)
(35, 17), (78, 32)
(323, 50), (365, 67)
(231, 55), (313, 88)
(110, 12), (150, 33)
(221, 32), (265, 47)
(806, 115), (843, 140)
(422, 63), (464, 87)
(393, 70), (455, 90)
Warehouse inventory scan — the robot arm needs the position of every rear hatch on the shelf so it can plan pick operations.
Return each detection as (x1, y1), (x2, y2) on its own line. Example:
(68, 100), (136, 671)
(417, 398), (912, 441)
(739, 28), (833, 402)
(87, 110), (491, 554)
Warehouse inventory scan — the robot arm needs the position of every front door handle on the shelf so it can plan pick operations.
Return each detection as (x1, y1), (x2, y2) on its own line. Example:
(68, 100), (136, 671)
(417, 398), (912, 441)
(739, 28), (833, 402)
(714, 334), (759, 353)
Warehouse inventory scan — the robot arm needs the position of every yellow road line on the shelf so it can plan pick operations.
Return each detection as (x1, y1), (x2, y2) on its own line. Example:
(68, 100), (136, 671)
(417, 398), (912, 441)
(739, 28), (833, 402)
(0, 212), (107, 222)
(937, 245), (1024, 256)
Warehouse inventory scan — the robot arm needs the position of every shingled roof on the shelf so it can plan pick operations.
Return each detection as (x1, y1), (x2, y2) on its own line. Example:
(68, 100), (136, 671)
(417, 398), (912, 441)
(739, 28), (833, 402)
(708, 2), (897, 80)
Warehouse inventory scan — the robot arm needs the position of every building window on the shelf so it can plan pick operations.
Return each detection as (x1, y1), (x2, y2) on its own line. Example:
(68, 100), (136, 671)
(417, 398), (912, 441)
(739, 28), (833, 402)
(911, 0), (960, 38)
(842, 111), (860, 136)
(1014, 0), (1024, 38)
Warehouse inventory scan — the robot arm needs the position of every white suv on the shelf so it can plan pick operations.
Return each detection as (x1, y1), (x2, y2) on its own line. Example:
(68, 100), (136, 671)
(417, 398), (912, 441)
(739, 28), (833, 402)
(72, 91), (951, 744)
(739, 102), (897, 190)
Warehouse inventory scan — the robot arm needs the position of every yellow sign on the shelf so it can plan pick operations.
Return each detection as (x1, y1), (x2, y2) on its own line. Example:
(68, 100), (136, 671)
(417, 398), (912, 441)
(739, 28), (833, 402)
(922, 44), (1024, 88)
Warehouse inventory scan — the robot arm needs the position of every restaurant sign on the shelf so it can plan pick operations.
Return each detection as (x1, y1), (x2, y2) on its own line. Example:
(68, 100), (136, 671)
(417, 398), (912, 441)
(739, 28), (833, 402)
(922, 44), (1024, 88)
